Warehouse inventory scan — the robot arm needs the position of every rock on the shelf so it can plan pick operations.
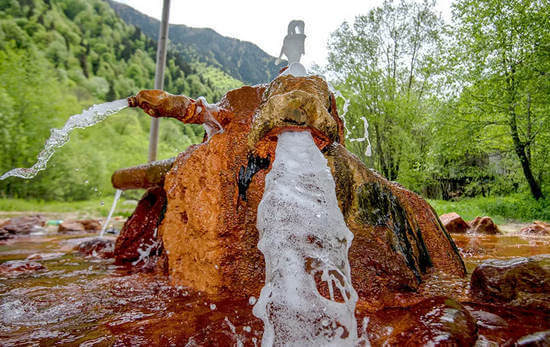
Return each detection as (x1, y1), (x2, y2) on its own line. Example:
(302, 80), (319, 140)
(0, 260), (46, 278)
(114, 187), (166, 265)
(469, 216), (501, 234)
(26, 253), (65, 261)
(0, 215), (46, 235)
(519, 221), (550, 236)
(464, 302), (550, 345)
(58, 221), (86, 232)
(126, 75), (465, 307)
(79, 219), (102, 231)
(75, 238), (115, 258)
(0, 228), (9, 240)
(515, 330), (550, 346)
(468, 308), (508, 330)
(325, 144), (466, 309)
(58, 219), (102, 232)
(366, 297), (478, 346)
(440, 212), (470, 234)
(471, 255), (550, 312)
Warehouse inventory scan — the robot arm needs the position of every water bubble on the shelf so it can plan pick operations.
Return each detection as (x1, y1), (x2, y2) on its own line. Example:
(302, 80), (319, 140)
(248, 296), (257, 305)
(210, 304), (216, 310)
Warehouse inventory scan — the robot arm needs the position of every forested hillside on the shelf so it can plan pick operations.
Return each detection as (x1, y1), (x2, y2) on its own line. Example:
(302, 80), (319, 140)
(107, 0), (285, 85)
(0, 0), (242, 200)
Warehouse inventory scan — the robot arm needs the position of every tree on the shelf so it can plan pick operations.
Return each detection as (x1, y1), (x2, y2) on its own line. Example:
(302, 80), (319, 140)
(451, 0), (550, 199)
(328, 0), (445, 181)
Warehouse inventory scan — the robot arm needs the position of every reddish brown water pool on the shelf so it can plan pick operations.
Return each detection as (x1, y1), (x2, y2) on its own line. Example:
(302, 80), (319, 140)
(1, 231), (549, 345)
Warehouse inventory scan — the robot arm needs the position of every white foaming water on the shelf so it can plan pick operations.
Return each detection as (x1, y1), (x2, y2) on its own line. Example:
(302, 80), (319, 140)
(329, 85), (372, 157)
(253, 131), (358, 346)
(0, 99), (128, 180)
(99, 189), (122, 238)
(349, 117), (373, 157)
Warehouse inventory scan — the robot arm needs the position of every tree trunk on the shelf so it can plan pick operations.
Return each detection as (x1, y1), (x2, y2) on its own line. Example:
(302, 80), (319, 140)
(505, 64), (543, 200)
(509, 110), (544, 200)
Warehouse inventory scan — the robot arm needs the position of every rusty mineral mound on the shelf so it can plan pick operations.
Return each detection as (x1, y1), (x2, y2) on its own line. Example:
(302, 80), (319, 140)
(114, 74), (465, 311)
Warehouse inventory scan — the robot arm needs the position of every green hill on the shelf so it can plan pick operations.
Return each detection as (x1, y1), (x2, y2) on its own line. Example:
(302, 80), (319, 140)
(107, 0), (286, 85)
(0, 0), (241, 201)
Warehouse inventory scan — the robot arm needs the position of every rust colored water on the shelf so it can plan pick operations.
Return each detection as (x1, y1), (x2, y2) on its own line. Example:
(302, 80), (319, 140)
(1, 230), (549, 345)
(452, 233), (550, 272)
(0, 233), (263, 346)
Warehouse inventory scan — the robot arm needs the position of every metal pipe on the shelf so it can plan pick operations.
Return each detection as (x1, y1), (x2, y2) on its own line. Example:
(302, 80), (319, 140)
(148, 0), (171, 162)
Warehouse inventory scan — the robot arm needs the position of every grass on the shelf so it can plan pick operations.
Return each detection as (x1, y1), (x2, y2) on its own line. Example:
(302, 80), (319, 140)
(2, 193), (549, 224)
(0, 197), (136, 218)
(428, 194), (550, 224)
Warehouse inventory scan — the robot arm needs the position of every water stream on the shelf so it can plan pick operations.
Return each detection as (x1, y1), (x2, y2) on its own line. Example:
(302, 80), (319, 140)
(253, 131), (359, 346)
(0, 99), (128, 180)
(99, 189), (123, 238)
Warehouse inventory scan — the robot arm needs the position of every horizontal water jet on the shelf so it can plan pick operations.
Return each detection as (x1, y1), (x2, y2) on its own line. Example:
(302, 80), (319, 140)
(0, 99), (128, 181)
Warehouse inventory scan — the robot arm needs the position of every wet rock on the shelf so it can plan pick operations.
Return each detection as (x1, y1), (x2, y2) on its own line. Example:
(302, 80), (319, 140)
(468, 308), (508, 330)
(160, 85), (267, 295)
(0, 228), (9, 240)
(464, 302), (550, 346)
(0, 215), (46, 235)
(325, 144), (466, 309)
(58, 221), (86, 232)
(75, 238), (115, 258)
(0, 260), (46, 277)
(515, 330), (550, 346)
(135, 76), (464, 306)
(471, 255), (550, 312)
(469, 216), (501, 234)
(519, 221), (550, 236)
(367, 297), (478, 346)
(247, 75), (340, 149)
(58, 219), (102, 232)
(26, 253), (65, 261)
(440, 212), (470, 234)
(79, 219), (102, 231)
(114, 187), (166, 265)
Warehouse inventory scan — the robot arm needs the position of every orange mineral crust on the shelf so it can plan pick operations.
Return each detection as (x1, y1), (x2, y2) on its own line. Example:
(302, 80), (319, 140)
(123, 74), (466, 308)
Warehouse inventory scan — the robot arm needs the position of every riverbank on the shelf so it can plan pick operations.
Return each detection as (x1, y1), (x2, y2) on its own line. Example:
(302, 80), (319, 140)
(0, 197), (136, 219)
(429, 194), (550, 224)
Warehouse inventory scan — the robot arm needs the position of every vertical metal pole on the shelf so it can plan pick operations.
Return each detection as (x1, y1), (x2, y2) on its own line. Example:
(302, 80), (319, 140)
(148, 0), (171, 162)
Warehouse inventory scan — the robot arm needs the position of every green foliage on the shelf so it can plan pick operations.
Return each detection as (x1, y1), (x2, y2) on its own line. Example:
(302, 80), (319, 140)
(0, 0), (239, 201)
(329, 0), (445, 183)
(327, 0), (550, 202)
(447, 0), (550, 200)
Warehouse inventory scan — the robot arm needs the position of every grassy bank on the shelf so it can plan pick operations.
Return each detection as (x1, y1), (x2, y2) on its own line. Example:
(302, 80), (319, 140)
(2, 193), (549, 224)
(428, 194), (550, 224)
(0, 197), (136, 218)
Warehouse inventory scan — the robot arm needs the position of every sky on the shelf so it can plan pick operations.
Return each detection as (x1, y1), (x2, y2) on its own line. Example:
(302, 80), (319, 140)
(114, 0), (452, 68)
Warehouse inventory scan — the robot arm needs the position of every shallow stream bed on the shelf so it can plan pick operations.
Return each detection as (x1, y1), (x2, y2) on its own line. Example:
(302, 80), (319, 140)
(0, 230), (549, 345)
